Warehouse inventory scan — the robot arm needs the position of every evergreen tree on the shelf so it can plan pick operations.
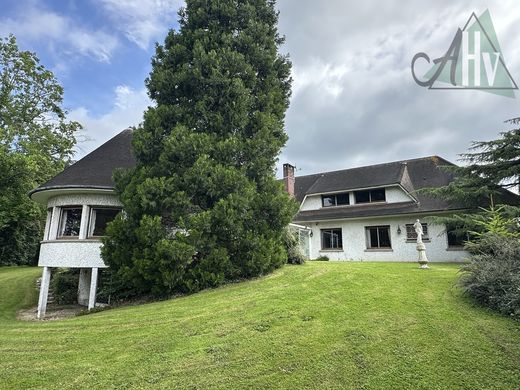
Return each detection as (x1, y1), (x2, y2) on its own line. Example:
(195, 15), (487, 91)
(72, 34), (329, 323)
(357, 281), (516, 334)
(102, 0), (297, 296)
(429, 117), (520, 206)
(425, 118), (520, 235)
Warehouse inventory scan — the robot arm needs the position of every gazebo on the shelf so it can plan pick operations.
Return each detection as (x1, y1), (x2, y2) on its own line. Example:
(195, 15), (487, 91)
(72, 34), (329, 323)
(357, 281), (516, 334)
(30, 129), (135, 319)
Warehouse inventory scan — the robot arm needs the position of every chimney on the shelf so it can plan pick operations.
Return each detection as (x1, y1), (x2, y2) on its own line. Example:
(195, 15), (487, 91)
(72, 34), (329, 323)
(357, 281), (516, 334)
(283, 163), (295, 197)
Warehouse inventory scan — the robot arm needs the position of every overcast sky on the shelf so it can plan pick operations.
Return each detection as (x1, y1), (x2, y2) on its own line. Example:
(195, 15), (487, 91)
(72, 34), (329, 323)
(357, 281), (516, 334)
(2, 0), (519, 177)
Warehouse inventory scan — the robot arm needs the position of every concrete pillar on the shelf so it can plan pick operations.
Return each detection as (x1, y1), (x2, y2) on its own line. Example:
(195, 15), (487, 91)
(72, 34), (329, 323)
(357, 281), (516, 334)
(88, 268), (98, 310)
(37, 267), (51, 319)
(78, 269), (91, 306)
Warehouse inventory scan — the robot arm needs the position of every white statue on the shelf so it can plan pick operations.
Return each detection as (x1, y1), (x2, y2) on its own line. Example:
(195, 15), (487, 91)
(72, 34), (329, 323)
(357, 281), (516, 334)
(414, 219), (429, 269)
(414, 219), (424, 244)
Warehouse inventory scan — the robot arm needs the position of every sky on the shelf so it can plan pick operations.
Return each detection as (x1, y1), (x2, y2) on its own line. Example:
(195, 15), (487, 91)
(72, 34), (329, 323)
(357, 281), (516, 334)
(2, 0), (519, 177)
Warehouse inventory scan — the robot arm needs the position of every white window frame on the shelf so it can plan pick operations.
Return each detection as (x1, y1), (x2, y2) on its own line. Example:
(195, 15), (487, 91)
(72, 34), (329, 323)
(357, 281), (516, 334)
(57, 206), (83, 239)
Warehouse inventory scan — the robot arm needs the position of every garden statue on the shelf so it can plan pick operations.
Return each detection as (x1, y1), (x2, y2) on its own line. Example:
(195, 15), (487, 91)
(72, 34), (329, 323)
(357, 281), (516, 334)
(414, 219), (429, 269)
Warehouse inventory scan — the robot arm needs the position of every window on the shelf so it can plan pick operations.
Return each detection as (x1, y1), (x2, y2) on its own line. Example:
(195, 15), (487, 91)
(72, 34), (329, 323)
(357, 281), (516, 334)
(354, 188), (386, 204)
(365, 226), (391, 249)
(447, 225), (469, 248)
(322, 193), (349, 207)
(57, 207), (82, 238)
(405, 223), (429, 242)
(321, 228), (343, 250)
(88, 208), (121, 237)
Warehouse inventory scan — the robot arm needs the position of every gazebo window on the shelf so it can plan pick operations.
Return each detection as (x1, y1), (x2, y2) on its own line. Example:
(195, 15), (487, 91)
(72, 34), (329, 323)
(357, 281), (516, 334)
(88, 208), (121, 237)
(57, 207), (82, 238)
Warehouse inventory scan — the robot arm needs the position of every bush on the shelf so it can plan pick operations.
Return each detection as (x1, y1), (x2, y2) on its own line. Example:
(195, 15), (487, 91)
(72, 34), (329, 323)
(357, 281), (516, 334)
(283, 227), (306, 265)
(96, 268), (139, 303)
(314, 255), (329, 261)
(51, 269), (79, 305)
(460, 233), (520, 320)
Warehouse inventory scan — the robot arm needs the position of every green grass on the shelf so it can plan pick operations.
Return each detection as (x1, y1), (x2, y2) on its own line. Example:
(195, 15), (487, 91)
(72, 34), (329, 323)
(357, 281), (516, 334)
(1, 263), (519, 389)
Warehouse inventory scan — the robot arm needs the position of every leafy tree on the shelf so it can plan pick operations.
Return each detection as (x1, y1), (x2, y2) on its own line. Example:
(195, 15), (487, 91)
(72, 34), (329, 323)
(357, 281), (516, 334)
(0, 35), (80, 265)
(103, 0), (297, 297)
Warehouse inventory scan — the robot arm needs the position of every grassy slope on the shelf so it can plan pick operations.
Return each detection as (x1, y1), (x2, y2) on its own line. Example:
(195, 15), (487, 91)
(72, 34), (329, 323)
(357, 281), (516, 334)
(0, 263), (519, 390)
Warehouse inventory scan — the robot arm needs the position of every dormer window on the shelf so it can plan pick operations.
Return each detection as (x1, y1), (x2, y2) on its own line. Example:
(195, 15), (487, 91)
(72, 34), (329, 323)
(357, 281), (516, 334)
(322, 192), (349, 207)
(354, 188), (386, 204)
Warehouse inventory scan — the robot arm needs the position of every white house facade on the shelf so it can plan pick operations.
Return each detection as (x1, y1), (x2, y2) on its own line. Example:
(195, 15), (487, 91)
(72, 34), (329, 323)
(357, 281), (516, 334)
(282, 156), (519, 262)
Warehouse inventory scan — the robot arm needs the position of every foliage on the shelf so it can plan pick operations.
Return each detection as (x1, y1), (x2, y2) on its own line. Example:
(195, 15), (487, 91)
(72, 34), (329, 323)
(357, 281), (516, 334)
(283, 227), (306, 265)
(426, 118), (520, 207)
(96, 267), (148, 303)
(0, 152), (42, 265)
(458, 204), (520, 319)
(103, 0), (297, 297)
(460, 234), (520, 320)
(0, 35), (80, 265)
(424, 118), (520, 248)
(469, 204), (520, 239)
(50, 269), (79, 305)
(314, 255), (330, 261)
(3, 264), (520, 389)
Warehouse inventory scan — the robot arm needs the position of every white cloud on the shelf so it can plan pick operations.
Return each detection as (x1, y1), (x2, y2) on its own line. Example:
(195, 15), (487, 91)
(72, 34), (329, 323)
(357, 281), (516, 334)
(276, 0), (520, 175)
(69, 85), (151, 158)
(99, 0), (184, 49)
(0, 5), (118, 63)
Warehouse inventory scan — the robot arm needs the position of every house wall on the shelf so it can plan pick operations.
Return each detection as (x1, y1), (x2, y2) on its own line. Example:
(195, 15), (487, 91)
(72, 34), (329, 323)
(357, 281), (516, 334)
(38, 192), (122, 268)
(304, 215), (468, 262)
(300, 186), (413, 211)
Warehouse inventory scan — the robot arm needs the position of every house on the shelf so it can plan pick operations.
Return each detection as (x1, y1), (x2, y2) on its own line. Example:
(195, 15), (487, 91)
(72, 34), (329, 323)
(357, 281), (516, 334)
(282, 158), (505, 262)
(30, 129), (518, 318)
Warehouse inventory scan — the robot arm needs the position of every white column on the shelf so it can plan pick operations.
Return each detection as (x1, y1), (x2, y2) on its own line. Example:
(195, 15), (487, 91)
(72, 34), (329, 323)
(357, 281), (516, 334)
(79, 205), (89, 239)
(77, 269), (91, 306)
(88, 267), (98, 310)
(48, 206), (60, 240)
(37, 267), (51, 319)
(307, 229), (312, 259)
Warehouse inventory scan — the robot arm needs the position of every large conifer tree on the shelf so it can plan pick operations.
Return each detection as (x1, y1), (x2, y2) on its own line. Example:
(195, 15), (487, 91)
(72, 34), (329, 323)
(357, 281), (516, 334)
(102, 0), (297, 296)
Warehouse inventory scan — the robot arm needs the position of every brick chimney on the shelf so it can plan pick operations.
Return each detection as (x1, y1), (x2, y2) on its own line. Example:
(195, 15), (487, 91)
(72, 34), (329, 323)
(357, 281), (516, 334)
(283, 163), (295, 197)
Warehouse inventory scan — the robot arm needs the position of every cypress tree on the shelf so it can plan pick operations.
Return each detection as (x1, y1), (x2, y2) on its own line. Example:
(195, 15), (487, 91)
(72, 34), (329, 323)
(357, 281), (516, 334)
(102, 0), (297, 296)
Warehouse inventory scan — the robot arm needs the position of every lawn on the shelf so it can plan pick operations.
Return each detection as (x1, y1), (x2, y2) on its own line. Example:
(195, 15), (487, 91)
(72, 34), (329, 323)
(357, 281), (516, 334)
(0, 263), (519, 389)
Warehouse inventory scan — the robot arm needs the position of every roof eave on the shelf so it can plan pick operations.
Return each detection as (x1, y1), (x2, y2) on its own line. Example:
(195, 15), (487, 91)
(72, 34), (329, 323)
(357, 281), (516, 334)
(293, 207), (471, 223)
(30, 186), (116, 205)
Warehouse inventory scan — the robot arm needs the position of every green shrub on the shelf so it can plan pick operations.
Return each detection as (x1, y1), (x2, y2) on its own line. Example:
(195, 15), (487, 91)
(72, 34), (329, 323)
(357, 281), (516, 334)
(51, 269), (79, 305)
(283, 227), (306, 265)
(96, 268), (138, 303)
(461, 233), (520, 319)
(314, 255), (329, 261)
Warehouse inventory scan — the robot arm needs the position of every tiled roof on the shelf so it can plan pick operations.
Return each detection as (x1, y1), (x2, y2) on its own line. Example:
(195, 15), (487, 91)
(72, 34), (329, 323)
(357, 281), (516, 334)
(30, 129), (135, 196)
(30, 130), (519, 219)
(293, 156), (519, 222)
